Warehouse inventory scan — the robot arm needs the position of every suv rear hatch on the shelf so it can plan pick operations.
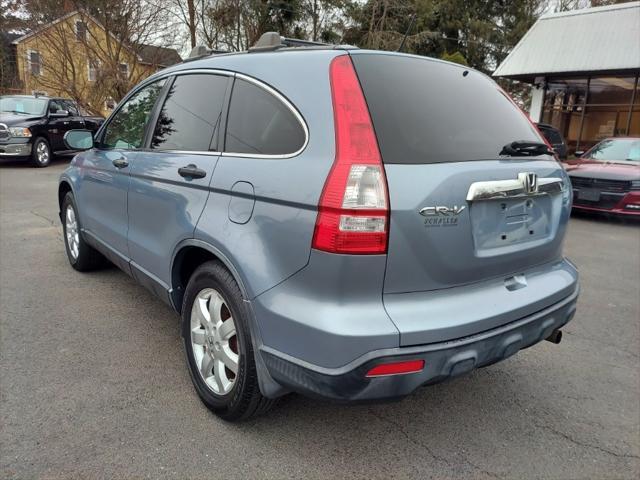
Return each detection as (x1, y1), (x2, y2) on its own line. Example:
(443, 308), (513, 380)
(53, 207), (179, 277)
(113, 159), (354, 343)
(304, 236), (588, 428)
(350, 52), (574, 345)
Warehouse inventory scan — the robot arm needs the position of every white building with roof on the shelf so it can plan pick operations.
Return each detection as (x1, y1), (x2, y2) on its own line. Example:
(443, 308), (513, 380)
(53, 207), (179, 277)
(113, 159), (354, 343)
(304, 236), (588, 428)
(494, 1), (640, 153)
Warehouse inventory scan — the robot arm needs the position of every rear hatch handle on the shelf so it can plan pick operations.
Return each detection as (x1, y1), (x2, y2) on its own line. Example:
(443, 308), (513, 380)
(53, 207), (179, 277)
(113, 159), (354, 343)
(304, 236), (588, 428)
(466, 173), (564, 201)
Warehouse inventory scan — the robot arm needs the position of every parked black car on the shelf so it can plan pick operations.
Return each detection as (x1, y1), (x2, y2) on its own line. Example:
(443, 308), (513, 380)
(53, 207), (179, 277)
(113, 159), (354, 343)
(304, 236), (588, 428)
(537, 122), (568, 159)
(0, 95), (103, 167)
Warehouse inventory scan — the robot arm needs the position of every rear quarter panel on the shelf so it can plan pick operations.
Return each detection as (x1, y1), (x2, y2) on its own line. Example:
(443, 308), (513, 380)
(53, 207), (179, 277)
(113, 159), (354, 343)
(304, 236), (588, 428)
(192, 50), (343, 299)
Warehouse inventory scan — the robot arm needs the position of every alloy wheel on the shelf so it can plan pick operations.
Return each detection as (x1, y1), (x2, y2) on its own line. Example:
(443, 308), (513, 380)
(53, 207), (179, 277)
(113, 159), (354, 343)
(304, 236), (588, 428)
(65, 205), (80, 260)
(190, 288), (239, 395)
(36, 141), (50, 164)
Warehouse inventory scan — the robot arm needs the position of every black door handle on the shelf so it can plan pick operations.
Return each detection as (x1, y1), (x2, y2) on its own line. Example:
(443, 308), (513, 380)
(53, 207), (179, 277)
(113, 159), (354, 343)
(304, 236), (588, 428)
(178, 164), (207, 179)
(112, 157), (128, 168)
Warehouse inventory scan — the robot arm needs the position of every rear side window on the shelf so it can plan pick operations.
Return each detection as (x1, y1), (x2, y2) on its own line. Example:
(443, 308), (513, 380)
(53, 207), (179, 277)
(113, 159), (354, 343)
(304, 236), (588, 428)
(48, 100), (64, 114)
(351, 54), (541, 164)
(151, 74), (228, 151)
(540, 127), (562, 145)
(62, 100), (79, 116)
(224, 78), (305, 156)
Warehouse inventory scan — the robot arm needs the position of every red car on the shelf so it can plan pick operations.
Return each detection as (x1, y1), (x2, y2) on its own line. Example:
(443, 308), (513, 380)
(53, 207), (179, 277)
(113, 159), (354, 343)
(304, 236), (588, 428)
(564, 137), (640, 217)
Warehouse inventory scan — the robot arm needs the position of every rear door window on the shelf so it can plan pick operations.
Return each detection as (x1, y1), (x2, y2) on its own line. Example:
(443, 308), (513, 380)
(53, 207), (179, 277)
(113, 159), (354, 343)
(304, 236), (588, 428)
(224, 78), (306, 156)
(150, 74), (229, 151)
(351, 53), (541, 164)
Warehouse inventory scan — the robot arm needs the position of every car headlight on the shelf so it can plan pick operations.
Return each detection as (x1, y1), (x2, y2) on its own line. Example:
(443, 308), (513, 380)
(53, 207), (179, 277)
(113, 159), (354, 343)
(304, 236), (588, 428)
(631, 180), (640, 191)
(9, 127), (32, 138)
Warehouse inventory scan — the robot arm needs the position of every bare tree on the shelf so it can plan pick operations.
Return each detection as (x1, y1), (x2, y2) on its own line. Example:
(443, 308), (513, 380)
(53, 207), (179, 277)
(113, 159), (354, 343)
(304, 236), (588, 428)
(168, 0), (348, 54)
(170, 0), (198, 48)
(16, 0), (177, 113)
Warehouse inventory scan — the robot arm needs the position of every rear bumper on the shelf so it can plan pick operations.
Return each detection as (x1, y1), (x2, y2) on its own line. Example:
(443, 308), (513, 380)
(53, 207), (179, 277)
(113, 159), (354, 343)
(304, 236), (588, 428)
(259, 286), (578, 402)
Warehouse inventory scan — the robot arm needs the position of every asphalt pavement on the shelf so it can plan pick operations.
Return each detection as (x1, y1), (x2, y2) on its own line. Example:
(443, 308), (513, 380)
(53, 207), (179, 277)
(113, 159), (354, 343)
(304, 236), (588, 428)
(1, 159), (638, 479)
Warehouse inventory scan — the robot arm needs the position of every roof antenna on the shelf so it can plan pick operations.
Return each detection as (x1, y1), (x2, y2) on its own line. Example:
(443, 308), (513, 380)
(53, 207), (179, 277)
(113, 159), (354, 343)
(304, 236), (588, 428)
(397, 13), (416, 52)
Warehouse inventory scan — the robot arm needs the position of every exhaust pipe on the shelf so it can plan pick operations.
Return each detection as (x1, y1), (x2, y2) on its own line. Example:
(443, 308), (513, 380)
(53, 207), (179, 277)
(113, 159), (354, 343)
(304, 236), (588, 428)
(545, 329), (562, 344)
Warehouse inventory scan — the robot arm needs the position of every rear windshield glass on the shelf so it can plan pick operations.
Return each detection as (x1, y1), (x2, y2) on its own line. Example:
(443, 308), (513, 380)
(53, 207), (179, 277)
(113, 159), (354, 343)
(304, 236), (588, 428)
(351, 53), (542, 164)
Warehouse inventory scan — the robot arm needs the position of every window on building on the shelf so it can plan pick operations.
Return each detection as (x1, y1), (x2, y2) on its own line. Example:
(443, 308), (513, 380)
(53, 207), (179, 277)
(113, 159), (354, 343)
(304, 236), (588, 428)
(588, 76), (635, 105)
(541, 79), (587, 152)
(88, 60), (99, 82)
(542, 74), (640, 154)
(118, 63), (129, 79)
(581, 76), (637, 141)
(28, 51), (41, 76)
(75, 21), (87, 42)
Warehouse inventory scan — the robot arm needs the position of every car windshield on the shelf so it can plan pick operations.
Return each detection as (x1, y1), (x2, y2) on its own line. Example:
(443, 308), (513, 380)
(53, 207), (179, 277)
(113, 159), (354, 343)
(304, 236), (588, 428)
(584, 138), (640, 162)
(0, 96), (48, 115)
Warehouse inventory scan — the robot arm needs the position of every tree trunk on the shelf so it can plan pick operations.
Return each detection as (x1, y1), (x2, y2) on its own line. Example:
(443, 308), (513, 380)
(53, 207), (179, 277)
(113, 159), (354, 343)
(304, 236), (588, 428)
(312, 0), (318, 41)
(187, 0), (197, 48)
(367, 1), (378, 49)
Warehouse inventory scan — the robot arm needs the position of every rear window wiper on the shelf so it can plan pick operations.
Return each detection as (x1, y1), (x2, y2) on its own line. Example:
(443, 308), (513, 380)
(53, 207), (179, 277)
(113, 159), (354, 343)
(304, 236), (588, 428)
(500, 141), (554, 157)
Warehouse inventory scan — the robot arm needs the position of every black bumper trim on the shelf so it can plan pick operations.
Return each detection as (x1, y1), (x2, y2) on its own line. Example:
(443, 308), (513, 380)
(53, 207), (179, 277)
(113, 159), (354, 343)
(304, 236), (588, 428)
(260, 287), (579, 402)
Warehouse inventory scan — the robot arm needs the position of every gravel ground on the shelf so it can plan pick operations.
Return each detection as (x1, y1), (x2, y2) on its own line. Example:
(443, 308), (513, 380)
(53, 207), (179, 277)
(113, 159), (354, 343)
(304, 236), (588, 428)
(1, 159), (638, 479)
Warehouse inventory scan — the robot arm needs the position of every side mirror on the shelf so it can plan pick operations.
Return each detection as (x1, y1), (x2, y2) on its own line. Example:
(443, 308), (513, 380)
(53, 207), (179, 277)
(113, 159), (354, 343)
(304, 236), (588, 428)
(64, 129), (94, 150)
(50, 109), (70, 117)
(574, 150), (585, 158)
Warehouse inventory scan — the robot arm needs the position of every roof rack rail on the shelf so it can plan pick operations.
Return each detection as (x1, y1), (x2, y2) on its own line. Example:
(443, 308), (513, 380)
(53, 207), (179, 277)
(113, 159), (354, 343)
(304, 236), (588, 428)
(182, 33), (354, 62)
(249, 31), (331, 52)
(184, 45), (229, 62)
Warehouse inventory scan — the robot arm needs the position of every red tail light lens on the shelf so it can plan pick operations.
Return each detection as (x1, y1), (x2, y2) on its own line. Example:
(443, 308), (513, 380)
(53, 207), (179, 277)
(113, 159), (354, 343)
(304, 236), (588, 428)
(366, 360), (425, 377)
(312, 55), (389, 254)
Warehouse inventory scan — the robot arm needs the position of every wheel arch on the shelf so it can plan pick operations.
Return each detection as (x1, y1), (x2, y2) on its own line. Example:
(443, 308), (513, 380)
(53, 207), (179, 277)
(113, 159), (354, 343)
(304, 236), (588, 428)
(58, 180), (73, 219)
(171, 239), (287, 399)
(33, 133), (51, 147)
(170, 239), (251, 314)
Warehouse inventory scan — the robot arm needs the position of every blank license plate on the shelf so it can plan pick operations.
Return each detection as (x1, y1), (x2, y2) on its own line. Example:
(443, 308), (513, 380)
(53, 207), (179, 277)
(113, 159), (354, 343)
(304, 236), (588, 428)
(578, 189), (600, 201)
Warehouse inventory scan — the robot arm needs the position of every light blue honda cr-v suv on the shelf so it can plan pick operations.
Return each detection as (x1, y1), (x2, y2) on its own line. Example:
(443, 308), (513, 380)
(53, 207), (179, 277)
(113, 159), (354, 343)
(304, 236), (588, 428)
(59, 33), (579, 420)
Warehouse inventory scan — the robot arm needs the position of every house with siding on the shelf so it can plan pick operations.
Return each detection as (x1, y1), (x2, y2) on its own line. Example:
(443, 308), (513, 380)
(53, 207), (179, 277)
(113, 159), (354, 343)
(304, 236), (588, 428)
(1, 10), (181, 116)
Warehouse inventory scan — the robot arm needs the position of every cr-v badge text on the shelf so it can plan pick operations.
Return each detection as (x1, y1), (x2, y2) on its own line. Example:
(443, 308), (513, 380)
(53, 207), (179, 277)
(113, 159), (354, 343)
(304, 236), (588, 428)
(419, 205), (466, 227)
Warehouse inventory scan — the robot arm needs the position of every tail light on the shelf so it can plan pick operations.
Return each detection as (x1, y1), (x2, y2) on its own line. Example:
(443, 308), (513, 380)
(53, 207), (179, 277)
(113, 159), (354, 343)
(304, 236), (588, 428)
(312, 55), (389, 254)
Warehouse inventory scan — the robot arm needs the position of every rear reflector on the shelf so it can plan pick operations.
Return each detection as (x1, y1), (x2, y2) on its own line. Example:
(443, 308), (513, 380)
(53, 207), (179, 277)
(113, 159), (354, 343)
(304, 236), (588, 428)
(365, 360), (425, 377)
(312, 55), (389, 254)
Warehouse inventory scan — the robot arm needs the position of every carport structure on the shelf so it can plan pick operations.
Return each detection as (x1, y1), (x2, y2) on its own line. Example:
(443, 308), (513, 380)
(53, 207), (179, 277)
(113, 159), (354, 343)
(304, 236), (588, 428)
(494, 2), (640, 154)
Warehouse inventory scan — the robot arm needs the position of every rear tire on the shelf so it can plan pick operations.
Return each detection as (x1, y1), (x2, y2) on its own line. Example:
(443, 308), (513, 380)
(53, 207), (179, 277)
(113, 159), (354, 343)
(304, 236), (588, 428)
(61, 192), (106, 271)
(31, 137), (51, 167)
(182, 261), (275, 421)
